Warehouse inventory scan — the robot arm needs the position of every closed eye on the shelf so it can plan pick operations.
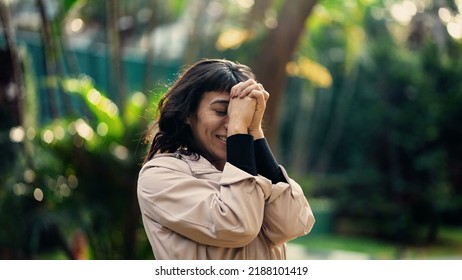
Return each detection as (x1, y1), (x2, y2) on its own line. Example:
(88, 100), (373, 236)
(210, 99), (229, 116)
(215, 110), (227, 116)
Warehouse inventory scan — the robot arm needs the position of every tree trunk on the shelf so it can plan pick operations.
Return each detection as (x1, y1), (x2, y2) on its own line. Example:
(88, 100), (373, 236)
(0, 0), (24, 125)
(107, 0), (126, 112)
(37, 0), (60, 119)
(106, 0), (137, 259)
(245, 0), (274, 29)
(252, 0), (318, 153)
(142, 0), (159, 93)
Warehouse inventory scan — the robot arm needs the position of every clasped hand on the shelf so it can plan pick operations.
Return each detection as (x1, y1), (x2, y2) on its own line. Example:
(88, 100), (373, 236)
(227, 79), (269, 139)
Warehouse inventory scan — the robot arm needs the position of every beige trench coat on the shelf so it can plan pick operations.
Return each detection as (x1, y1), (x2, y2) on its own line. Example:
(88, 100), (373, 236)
(137, 152), (315, 260)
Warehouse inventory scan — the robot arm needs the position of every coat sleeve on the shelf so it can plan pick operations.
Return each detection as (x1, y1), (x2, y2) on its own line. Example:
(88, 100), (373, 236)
(137, 157), (272, 248)
(261, 165), (315, 247)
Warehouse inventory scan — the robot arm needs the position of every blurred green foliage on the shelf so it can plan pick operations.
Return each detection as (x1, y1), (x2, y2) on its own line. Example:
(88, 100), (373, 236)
(1, 72), (162, 258)
(281, 1), (462, 245)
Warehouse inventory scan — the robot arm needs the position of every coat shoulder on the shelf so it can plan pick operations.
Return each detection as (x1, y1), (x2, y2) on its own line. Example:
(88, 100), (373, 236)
(141, 153), (193, 175)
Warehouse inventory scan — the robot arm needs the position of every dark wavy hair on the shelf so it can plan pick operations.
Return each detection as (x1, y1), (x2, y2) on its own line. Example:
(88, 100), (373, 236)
(144, 58), (255, 163)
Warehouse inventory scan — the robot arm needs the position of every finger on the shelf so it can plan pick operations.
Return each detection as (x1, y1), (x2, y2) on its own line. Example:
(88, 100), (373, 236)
(254, 83), (269, 101)
(238, 80), (268, 98)
(230, 82), (242, 98)
(231, 80), (250, 97)
(249, 89), (269, 103)
(238, 83), (261, 98)
(231, 79), (257, 97)
(256, 83), (269, 100)
(263, 89), (269, 101)
(248, 89), (264, 99)
(252, 91), (266, 104)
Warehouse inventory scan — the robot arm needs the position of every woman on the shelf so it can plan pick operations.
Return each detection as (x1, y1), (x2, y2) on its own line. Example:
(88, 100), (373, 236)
(137, 58), (315, 259)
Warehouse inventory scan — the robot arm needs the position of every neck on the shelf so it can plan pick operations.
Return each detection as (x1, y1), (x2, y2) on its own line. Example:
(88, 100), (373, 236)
(210, 160), (225, 171)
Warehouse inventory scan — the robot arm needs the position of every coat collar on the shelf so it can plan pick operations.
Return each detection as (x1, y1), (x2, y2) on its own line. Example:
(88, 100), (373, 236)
(154, 151), (221, 175)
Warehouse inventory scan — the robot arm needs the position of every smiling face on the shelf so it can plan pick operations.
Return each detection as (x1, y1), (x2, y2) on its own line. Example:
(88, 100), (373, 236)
(186, 91), (230, 170)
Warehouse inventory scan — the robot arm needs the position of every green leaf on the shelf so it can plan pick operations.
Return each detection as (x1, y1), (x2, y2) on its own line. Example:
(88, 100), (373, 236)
(63, 0), (85, 13)
(123, 91), (148, 127)
(62, 76), (124, 139)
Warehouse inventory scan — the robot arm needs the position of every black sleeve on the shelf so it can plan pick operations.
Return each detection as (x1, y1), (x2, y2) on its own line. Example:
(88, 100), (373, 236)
(254, 138), (287, 184)
(226, 134), (257, 175)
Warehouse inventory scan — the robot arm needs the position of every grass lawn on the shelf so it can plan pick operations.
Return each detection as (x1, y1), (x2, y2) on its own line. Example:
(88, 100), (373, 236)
(291, 227), (462, 260)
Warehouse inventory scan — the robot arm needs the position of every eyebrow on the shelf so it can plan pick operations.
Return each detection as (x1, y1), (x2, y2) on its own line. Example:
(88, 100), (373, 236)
(210, 99), (229, 105)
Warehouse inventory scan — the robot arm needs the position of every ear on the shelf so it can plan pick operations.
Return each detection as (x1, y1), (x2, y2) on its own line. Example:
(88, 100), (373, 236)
(185, 115), (191, 125)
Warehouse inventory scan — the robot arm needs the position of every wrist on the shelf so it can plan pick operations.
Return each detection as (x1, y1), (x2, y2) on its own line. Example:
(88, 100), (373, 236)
(227, 123), (248, 136)
(249, 128), (264, 140)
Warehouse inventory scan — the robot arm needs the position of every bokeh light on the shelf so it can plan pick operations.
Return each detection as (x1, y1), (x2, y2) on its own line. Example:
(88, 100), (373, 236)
(236, 0), (254, 9)
(111, 143), (129, 161)
(70, 18), (84, 33)
(13, 183), (27, 196)
(286, 57), (333, 88)
(216, 28), (253, 50)
(42, 129), (54, 144)
(68, 175), (79, 189)
(97, 122), (109, 136)
(390, 0), (417, 24)
(9, 126), (25, 143)
(23, 169), (35, 183)
(75, 119), (94, 141)
(33, 188), (44, 202)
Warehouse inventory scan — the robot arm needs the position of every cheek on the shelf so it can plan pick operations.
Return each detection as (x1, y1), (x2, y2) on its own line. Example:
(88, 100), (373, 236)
(204, 117), (223, 129)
